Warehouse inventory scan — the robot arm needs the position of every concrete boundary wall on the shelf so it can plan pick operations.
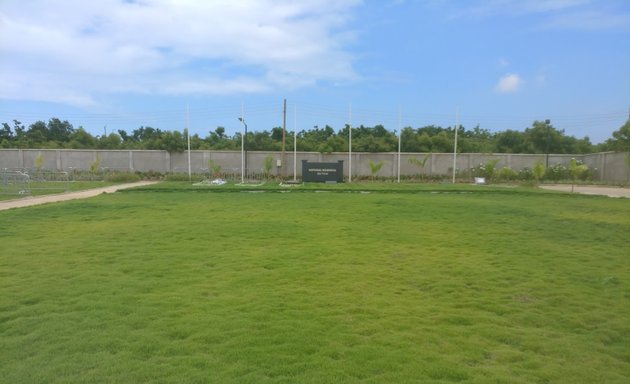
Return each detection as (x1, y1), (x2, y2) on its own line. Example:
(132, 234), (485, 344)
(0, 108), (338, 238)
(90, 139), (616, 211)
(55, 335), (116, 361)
(1, 149), (628, 182)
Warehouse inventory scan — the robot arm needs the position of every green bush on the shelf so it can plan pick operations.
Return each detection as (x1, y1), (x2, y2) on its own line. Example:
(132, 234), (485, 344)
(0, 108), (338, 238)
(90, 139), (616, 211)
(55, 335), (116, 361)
(104, 172), (140, 183)
(533, 161), (546, 182)
(570, 158), (590, 182)
(470, 159), (500, 181)
(519, 167), (535, 181)
(497, 167), (518, 181)
(164, 173), (205, 182)
(544, 163), (569, 182)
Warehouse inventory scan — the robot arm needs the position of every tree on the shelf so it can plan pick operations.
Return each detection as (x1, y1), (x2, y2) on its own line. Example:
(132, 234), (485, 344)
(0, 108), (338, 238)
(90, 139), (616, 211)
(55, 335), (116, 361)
(158, 130), (186, 153)
(524, 120), (565, 154)
(13, 120), (27, 148)
(97, 133), (122, 149)
(299, 125), (336, 152)
(117, 129), (134, 146)
(400, 127), (420, 152)
(495, 130), (530, 153)
(0, 122), (13, 147)
(47, 118), (74, 143)
(27, 121), (48, 145)
(69, 127), (97, 148)
(606, 119), (630, 152)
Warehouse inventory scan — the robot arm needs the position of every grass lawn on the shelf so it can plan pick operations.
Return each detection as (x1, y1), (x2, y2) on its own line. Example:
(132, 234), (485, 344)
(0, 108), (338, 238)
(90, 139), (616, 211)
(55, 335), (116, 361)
(1, 184), (629, 383)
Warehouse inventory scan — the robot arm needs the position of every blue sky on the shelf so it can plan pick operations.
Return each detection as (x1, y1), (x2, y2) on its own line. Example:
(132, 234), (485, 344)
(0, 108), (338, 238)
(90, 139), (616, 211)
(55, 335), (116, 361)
(1, 0), (629, 144)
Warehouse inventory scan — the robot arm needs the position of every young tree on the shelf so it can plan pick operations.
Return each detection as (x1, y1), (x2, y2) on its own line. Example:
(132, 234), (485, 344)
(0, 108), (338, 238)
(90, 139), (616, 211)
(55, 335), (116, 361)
(408, 153), (430, 179)
(368, 160), (386, 180)
(569, 158), (589, 192)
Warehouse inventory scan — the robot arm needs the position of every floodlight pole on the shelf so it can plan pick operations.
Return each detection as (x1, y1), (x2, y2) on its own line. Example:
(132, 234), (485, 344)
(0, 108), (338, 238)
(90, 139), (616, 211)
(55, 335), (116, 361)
(293, 104), (297, 182)
(452, 107), (459, 184)
(397, 107), (402, 183)
(348, 103), (352, 183)
(186, 104), (191, 182)
(545, 119), (551, 168)
(239, 117), (248, 181)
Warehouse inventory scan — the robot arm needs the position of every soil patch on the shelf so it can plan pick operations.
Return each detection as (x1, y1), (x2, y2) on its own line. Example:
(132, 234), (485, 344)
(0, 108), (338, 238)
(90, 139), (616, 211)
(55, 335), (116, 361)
(0, 181), (159, 211)
(540, 184), (630, 198)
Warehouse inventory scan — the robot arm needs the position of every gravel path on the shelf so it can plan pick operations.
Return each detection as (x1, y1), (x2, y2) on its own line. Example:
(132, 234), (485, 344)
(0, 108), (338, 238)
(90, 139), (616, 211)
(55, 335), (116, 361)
(0, 181), (158, 211)
(540, 184), (630, 198)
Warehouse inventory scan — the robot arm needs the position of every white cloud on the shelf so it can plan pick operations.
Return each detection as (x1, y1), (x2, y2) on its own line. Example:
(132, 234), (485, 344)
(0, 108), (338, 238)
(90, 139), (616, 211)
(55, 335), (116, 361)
(0, 0), (361, 106)
(495, 73), (524, 93)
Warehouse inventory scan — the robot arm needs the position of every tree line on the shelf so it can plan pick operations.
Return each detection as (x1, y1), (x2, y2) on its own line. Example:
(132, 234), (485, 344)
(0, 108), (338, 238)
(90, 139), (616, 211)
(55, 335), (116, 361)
(2, 117), (629, 153)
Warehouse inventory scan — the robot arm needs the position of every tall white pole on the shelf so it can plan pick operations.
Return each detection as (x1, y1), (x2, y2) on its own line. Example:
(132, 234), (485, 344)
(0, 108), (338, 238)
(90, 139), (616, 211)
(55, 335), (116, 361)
(293, 104), (297, 182)
(348, 103), (352, 183)
(241, 103), (245, 184)
(452, 107), (459, 184)
(187, 104), (191, 181)
(397, 107), (402, 183)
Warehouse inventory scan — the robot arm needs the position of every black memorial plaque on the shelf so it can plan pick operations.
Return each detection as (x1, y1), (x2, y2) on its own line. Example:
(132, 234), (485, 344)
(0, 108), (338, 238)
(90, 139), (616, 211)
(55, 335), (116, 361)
(301, 160), (344, 182)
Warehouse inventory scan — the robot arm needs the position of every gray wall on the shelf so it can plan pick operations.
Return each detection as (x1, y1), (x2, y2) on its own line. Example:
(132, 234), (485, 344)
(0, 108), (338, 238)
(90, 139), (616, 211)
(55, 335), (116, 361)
(1, 149), (629, 182)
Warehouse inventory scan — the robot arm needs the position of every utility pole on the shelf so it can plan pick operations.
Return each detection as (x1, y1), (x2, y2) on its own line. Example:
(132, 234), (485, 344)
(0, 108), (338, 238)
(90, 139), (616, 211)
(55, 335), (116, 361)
(239, 104), (247, 183)
(282, 98), (287, 178)
(348, 103), (352, 183)
(397, 107), (402, 183)
(293, 104), (297, 182)
(545, 119), (551, 168)
(452, 107), (459, 184)
(186, 105), (191, 181)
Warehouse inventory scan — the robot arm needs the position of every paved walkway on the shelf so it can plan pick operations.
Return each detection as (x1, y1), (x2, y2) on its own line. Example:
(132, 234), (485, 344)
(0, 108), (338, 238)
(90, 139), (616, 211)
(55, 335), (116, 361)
(540, 184), (630, 198)
(0, 181), (158, 211)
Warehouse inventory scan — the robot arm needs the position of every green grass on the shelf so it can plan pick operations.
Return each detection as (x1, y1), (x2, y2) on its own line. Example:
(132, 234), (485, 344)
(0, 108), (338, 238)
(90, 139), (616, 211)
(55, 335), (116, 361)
(1, 185), (629, 383)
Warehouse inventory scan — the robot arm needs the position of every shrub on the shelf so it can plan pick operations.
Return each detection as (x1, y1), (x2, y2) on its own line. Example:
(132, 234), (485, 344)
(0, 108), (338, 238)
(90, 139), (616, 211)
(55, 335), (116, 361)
(544, 163), (569, 182)
(105, 172), (140, 183)
(497, 167), (518, 181)
(533, 161), (545, 182)
(208, 160), (222, 177)
(471, 159), (500, 181)
(264, 156), (274, 179)
(90, 155), (102, 175)
(164, 173), (205, 182)
(519, 167), (535, 181)
(35, 153), (45, 171)
(570, 158), (590, 182)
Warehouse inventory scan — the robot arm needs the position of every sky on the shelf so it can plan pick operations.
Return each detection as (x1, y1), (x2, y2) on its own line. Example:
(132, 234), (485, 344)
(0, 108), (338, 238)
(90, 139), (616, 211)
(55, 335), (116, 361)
(1, 0), (629, 144)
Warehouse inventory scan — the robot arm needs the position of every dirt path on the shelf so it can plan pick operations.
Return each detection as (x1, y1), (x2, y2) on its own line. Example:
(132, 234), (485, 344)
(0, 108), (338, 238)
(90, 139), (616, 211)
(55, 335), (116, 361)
(2, 182), (627, 211)
(540, 184), (630, 198)
(0, 181), (159, 211)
